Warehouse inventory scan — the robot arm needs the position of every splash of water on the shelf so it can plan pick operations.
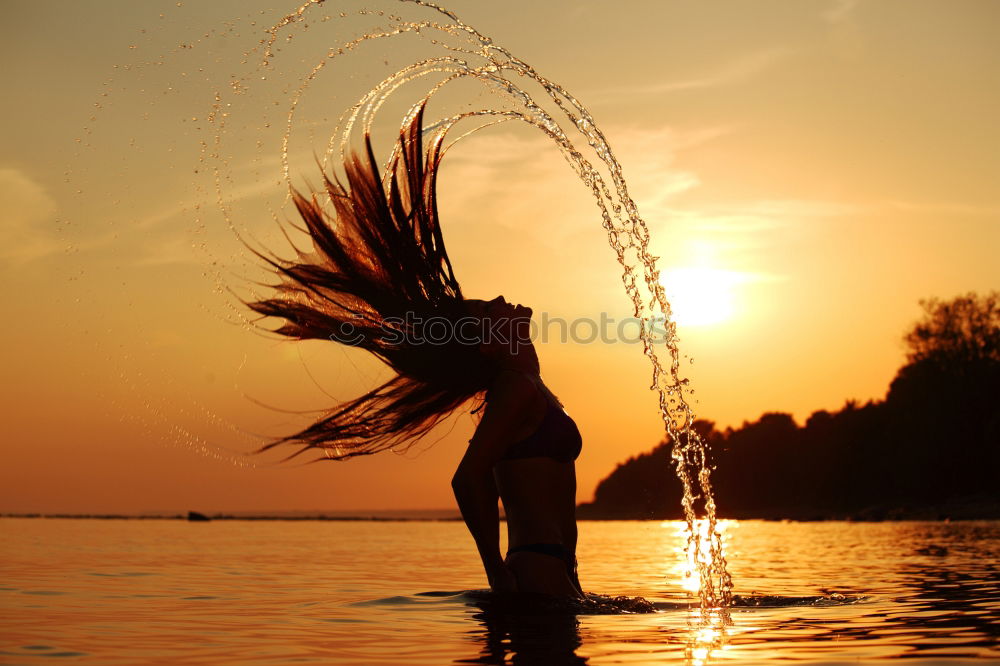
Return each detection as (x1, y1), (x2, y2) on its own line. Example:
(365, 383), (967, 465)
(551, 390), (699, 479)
(75, 0), (732, 621)
(195, 0), (733, 620)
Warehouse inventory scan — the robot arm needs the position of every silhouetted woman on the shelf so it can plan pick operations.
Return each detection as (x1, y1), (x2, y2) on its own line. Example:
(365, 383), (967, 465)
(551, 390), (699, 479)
(243, 105), (584, 599)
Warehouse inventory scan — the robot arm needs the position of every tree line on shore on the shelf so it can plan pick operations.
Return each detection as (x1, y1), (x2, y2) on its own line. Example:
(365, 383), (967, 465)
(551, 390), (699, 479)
(578, 292), (1000, 521)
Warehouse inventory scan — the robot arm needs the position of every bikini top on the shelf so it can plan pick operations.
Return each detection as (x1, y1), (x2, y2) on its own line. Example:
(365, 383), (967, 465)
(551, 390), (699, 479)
(486, 369), (583, 463)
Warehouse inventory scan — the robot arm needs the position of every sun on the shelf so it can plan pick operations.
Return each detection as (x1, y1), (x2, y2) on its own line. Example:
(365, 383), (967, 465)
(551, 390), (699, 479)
(659, 267), (741, 327)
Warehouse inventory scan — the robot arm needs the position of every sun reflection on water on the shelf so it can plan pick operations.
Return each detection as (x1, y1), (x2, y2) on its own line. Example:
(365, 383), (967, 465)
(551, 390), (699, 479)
(663, 519), (737, 601)
(652, 519), (739, 664)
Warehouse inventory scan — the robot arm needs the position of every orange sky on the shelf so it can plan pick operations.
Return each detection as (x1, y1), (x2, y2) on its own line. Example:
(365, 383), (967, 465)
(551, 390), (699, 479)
(2, 0), (998, 514)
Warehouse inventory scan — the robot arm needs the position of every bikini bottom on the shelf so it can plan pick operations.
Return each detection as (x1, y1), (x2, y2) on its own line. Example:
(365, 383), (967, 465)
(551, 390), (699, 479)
(506, 542), (580, 592)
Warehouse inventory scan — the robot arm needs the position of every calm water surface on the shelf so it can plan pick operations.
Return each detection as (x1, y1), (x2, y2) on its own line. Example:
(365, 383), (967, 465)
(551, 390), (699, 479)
(1, 518), (997, 664)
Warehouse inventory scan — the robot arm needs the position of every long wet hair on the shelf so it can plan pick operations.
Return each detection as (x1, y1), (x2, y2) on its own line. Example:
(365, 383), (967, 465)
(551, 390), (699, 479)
(242, 105), (498, 461)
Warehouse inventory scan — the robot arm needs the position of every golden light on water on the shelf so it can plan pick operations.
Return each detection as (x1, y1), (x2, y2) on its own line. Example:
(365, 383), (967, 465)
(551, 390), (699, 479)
(687, 621), (730, 666)
(663, 519), (737, 597)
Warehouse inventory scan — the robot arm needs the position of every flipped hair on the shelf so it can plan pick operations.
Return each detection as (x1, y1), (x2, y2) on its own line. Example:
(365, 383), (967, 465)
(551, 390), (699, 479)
(243, 105), (497, 461)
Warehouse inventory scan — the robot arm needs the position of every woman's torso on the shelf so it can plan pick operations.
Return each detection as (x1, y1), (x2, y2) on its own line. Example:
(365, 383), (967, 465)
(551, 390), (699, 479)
(488, 370), (581, 555)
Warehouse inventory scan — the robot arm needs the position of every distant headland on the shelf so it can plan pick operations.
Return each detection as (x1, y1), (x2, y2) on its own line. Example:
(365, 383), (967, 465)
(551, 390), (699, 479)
(578, 293), (999, 522)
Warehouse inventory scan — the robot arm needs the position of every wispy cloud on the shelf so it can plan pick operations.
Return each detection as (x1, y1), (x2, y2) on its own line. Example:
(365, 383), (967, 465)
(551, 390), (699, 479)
(823, 0), (866, 59)
(436, 123), (864, 256)
(823, 0), (861, 24)
(648, 196), (861, 288)
(0, 168), (62, 267)
(132, 233), (202, 267)
(590, 47), (793, 100)
(438, 124), (725, 242)
(883, 199), (1000, 218)
(700, 199), (863, 219)
(130, 169), (297, 266)
(434, 121), (868, 302)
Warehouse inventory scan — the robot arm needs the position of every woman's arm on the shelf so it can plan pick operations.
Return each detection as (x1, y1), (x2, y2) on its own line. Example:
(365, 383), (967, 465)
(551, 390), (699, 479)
(451, 469), (510, 591)
(451, 370), (534, 591)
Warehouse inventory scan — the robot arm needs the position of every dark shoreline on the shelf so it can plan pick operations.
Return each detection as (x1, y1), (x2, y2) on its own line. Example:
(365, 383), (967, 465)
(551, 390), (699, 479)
(577, 495), (1000, 523)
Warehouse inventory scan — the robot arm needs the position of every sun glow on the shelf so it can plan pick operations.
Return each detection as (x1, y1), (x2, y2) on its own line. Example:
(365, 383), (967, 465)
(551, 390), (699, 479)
(660, 267), (745, 327)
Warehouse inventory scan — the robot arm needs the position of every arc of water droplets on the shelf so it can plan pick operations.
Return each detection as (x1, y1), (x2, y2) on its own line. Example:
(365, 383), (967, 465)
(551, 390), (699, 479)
(207, 0), (732, 620)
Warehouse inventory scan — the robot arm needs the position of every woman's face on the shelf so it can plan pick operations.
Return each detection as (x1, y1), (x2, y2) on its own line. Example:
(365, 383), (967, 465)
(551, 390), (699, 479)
(465, 295), (533, 358)
(472, 295), (531, 319)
